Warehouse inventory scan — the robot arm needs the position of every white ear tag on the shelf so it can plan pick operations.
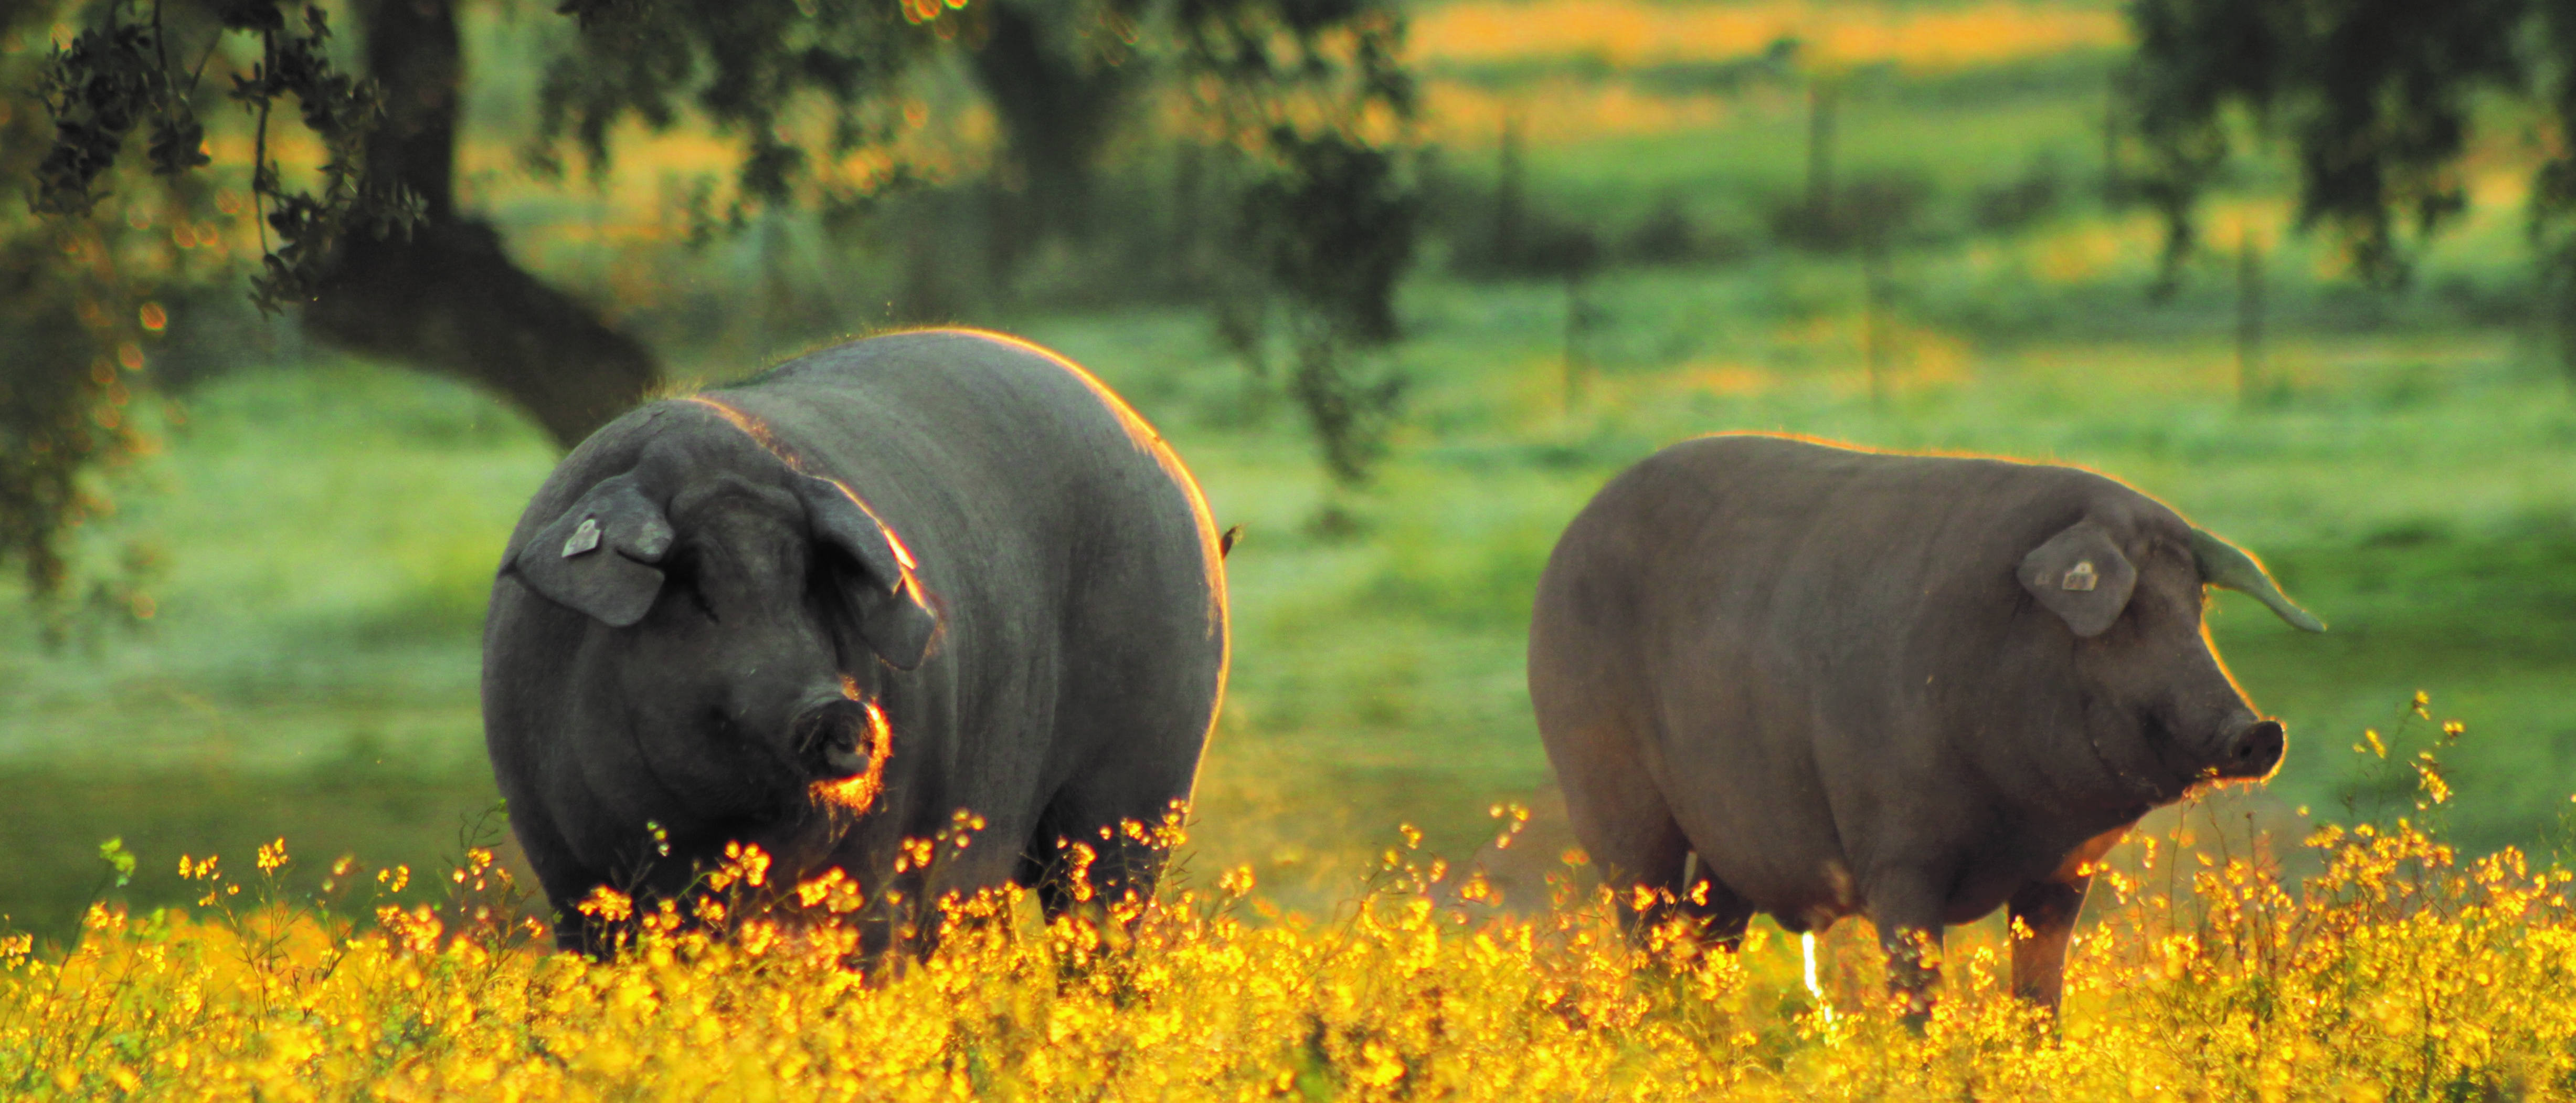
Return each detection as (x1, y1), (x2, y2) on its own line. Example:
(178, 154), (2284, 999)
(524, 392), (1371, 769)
(561, 517), (603, 558)
(2061, 560), (2098, 592)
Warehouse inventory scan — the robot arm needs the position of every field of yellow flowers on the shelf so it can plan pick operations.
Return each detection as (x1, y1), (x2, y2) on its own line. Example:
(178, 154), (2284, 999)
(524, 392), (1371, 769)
(8, 758), (2576, 1103)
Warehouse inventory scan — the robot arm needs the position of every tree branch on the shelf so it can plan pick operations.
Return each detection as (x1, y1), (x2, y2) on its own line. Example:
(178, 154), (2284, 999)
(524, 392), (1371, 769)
(303, 0), (659, 448)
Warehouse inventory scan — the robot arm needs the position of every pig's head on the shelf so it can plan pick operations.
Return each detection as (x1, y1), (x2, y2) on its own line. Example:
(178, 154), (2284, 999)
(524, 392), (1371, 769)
(504, 425), (938, 871)
(2012, 505), (2321, 808)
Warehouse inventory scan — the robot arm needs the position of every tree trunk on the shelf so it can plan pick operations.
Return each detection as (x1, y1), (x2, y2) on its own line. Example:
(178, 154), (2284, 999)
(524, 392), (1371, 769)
(1562, 269), (1588, 414)
(967, 1), (1132, 241)
(302, 0), (661, 450)
(1173, 140), (1204, 288)
(2236, 231), (2265, 406)
(1807, 81), (1838, 219)
(1862, 239), (1889, 409)
(2102, 70), (2128, 208)
(1497, 114), (1524, 270)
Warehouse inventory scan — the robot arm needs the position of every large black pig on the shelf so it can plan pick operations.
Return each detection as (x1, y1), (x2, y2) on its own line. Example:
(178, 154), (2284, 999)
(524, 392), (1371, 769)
(483, 330), (1228, 951)
(1528, 434), (2320, 1015)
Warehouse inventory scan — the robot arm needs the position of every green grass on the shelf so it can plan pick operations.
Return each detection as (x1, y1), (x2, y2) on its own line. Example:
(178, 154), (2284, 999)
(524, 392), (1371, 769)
(8, 13), (2576, 937)
(0, 366), (543, 940)
(1039, 261), (2576, 880)
(9, 290), (2570, 938)
(0, 759), (503, 944)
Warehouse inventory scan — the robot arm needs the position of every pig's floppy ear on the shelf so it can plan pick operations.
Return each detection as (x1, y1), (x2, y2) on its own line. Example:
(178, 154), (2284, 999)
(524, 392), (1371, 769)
(793, 472), (938, 670)
(512, 472), (676, 628)
(2018, 521), (2138, 639)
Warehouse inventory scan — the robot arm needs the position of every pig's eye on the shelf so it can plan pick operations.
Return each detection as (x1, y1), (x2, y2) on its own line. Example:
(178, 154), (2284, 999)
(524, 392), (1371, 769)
(810, 546), (870, 600)
(662, 554), (720, 623)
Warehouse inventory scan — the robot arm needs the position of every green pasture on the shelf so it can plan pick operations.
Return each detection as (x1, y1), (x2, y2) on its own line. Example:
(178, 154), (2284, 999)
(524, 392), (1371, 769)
(6, 30), (2574, 941)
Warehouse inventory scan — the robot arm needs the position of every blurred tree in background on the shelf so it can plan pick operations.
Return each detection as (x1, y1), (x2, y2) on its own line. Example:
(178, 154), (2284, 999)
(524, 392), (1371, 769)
(2126, 0), (2576, 362)
(1179, 0), (1416, 493)
(10, 0), (1419, 611)
(966, 1), (1141, 249)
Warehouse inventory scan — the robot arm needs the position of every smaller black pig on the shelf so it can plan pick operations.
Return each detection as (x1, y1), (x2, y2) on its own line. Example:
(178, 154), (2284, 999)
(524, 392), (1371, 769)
(1528, 434), (2321, 1017)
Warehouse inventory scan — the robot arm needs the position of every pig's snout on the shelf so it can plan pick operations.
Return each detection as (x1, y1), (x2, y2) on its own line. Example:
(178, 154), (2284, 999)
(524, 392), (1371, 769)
(792, 698), (877, 780)
(2215, 718), (2286, 781)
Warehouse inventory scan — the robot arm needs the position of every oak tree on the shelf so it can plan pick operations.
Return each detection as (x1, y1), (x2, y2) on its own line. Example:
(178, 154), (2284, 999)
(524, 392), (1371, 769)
(13, 0), (1417, 608)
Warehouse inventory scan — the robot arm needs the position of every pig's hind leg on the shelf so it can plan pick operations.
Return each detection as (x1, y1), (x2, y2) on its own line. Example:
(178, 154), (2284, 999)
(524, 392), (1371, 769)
(1555, 735), (1755, 953)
